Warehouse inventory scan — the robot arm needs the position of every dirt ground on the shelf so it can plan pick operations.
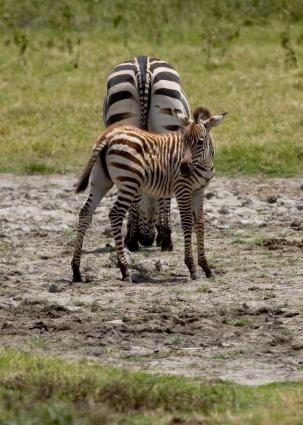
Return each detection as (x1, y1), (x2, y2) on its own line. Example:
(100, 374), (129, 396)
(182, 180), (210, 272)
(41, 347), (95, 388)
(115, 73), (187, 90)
(1, 174), (303, 385)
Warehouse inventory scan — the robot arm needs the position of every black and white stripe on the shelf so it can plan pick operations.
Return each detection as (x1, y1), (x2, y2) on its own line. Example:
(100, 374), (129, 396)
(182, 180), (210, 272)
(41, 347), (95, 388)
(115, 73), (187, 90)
(103, 56), (191, 251)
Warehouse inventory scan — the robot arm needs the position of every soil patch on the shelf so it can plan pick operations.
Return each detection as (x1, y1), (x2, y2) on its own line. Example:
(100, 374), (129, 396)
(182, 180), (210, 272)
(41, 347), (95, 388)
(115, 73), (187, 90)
(0, 174), (303, 385)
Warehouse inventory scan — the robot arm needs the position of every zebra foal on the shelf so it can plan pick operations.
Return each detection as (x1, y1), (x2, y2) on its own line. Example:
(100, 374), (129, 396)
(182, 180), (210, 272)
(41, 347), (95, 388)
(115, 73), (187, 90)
(71, 107), (226, 283)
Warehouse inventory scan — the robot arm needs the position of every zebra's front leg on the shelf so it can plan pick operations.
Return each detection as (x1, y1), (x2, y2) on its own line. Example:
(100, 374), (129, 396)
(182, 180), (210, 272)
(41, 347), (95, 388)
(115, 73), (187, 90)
(109, 193), (136, 283)
(176, 189), (197, 280)
(192, 189), (214, 278)
(124, 195), (141, 252)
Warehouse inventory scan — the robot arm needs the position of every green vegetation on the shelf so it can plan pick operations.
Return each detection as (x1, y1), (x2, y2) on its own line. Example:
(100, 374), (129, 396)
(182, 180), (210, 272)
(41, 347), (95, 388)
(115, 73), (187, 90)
(0, 0), (302, 175)
(1, 348), (303, 424)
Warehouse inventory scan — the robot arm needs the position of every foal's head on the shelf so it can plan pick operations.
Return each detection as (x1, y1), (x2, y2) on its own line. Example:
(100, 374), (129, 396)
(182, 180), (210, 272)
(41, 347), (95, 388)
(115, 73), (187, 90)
(157, 106), (227, 177)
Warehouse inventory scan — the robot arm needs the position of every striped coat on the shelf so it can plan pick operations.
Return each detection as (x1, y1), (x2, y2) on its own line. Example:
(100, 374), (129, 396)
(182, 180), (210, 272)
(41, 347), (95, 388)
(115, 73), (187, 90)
(72, 106), (226, 283)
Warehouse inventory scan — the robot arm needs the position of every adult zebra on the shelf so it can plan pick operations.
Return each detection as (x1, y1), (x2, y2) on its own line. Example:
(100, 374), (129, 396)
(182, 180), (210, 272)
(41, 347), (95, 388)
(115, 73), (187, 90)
(103, 56), (190, 252)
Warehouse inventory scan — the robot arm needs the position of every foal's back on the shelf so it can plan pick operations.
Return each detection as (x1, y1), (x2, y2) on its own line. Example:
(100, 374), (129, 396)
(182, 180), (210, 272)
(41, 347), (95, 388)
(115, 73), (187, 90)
(103, 125), (183, 198)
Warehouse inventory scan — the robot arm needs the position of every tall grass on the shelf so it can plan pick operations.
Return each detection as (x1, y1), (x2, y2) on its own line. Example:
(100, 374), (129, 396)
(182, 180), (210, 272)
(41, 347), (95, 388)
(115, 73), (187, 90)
(0, 0), (302, 175)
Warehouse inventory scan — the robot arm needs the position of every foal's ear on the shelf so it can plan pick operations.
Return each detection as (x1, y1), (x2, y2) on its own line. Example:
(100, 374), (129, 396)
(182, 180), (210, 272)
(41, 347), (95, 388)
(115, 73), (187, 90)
(202, 112), (228, 130)
(156, 105), (192, 127)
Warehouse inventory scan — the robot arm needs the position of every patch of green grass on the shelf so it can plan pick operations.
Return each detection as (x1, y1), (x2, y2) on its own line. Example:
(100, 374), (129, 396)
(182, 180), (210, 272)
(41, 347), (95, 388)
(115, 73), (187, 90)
(231, 238), (248, 245)
(213, 350), (246, 360)
(29, 337), (49, 349)
(1, 349), (303, 424)
(123, 351), (177, 362)
(233, 319), (254, 327)
(0, 1), (302, 176)
(216, 139), (303, 176)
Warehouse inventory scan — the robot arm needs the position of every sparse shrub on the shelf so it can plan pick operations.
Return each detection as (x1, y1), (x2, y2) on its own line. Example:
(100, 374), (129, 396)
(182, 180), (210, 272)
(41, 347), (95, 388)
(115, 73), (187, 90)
(280, 31), (297, 69)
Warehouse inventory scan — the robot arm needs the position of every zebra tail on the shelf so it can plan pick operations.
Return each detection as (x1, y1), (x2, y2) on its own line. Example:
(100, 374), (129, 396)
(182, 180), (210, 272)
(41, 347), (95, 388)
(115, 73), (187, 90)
(75, 136), (108, 194)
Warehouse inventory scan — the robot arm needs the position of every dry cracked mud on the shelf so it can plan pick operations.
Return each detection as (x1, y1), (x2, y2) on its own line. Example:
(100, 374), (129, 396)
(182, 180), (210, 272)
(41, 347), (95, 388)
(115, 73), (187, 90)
(0, 174), (303, 385)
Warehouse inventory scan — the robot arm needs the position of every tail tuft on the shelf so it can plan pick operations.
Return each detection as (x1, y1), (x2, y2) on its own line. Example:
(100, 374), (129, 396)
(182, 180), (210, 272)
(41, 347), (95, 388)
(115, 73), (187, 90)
(75, 166), (91, 193)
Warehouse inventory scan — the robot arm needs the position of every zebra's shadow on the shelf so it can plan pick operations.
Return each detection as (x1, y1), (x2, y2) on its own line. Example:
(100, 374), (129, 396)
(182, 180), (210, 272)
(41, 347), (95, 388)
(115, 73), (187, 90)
(131, 271), (189, 285)
(83, 245), (115, 254)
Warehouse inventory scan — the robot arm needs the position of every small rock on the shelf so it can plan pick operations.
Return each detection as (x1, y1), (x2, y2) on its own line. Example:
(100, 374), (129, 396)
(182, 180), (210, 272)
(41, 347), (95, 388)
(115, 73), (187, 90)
(266, 195), (279, 204)
(271, 335), (290, 345)
(1, 321), (13, 329)
(256, 306), (269, 315)
(103, 227), (113, 237)
(155, 260), (162, 271)
(30, 321), (49, 331)
(248, 286), (259, 291)
(48, 284), (61, 293)
(290, 220), (303, 231)
(205, 191), (216, 199)
(292, 341), (303, 351)
(241, 198), (252, 207)
(218, 205), (229, 215)
(284, 311), (300, 318)
(296, 204), (303, 211)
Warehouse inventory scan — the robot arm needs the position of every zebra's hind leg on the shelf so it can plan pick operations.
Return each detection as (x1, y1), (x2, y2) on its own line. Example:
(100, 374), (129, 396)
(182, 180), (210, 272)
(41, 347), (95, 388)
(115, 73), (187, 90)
(156, 199), (164, 247)
(71, 167), (113, 282)
(124, 195), (141, 252)
(138, 196), (156, 247)
(192, 189), (214, 278)
(161, 197), (173, 251)
(71, 159), (113, 282)
(156, 198), (173, 251)
(176, 189), (197, 280)
(109, 192), (137, 283)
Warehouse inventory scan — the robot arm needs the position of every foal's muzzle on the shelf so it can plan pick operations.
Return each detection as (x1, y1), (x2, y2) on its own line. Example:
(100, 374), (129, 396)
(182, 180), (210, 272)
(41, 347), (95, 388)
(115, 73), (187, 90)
(180, 161), (193, 177)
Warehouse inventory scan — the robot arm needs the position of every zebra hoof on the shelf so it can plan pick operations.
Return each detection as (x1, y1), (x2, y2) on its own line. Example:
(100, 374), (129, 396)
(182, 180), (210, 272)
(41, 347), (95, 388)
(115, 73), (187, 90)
(122, 275), (133, 284)
(156, 231), (163, 247)
(124, 234), (140, 252)
(72, 271), (83, 282)
(160, 229), (173, 251)
(206, 269), (215, 279)
(71, 262), (82, 282)
(161, 241), (173, 252)
(138, 233), (155, 247)
(190, 272), (199, 280)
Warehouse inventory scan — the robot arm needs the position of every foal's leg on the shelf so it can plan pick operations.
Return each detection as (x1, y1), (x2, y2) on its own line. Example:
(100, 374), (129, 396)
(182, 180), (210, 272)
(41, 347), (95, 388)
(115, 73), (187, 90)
(176, 189), (198, 280)
(156, 198), (164, 247)
(192, 189), (214, 278)
(161, 197), (173, 251)
(71, 160), (113, 282)
(109, 192), (137, 283)
(124, 195), (141, 252)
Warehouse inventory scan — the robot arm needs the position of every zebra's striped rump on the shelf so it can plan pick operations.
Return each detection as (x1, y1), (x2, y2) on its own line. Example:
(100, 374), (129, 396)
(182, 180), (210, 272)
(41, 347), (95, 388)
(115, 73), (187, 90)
(72, 107), (227, 283)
